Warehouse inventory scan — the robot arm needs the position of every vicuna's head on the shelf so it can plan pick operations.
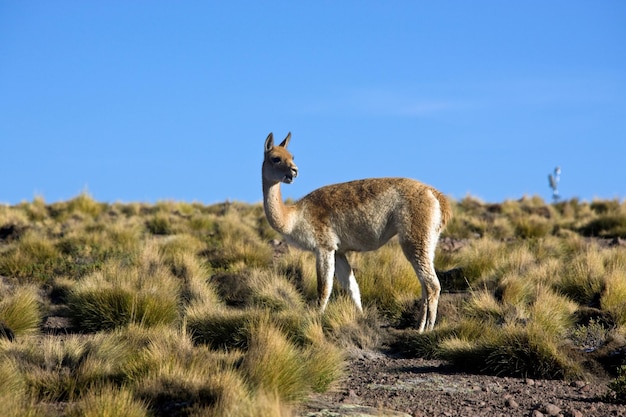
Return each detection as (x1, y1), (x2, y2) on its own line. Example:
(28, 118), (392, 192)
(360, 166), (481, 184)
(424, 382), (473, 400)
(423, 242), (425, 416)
(263, 132), (298, 185)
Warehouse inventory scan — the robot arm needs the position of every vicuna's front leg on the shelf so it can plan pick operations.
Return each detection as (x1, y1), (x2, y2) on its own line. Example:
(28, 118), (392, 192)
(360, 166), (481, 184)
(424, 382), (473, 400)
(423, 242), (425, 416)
(315, 249), (335, 312)
(335, 253), (363, 312)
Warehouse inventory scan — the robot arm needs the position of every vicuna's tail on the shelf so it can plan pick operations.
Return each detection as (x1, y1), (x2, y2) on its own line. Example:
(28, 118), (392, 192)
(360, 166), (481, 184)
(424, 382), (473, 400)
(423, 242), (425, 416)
(432, 189), (452, 232)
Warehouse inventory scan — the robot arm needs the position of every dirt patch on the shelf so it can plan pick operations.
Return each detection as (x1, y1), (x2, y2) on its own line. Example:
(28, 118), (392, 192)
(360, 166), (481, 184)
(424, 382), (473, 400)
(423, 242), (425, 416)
(299, 351), (623, 417)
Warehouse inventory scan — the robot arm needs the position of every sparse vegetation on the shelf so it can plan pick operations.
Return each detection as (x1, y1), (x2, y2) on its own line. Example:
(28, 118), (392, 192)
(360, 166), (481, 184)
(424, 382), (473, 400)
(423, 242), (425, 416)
(0, 194), (625, 414)
(607, 365), (626, 404)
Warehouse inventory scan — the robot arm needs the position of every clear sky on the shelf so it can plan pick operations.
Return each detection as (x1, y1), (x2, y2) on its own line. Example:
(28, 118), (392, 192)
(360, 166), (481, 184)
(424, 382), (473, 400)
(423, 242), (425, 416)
(1, 1), (625, 205)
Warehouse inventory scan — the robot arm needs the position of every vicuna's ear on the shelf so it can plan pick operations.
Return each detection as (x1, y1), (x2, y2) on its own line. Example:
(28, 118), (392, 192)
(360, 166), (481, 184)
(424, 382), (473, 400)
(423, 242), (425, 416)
(279, 132), (291, 148)
(265, 133), (274, 152)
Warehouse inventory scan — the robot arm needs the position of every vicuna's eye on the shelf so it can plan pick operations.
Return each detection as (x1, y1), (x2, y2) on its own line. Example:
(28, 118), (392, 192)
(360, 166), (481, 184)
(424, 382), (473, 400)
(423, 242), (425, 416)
(271, 157), (281, 164)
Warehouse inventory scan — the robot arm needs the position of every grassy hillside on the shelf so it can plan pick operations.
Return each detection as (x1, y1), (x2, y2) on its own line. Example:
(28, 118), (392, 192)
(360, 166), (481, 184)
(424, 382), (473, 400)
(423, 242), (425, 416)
(1, 193), (625, 415)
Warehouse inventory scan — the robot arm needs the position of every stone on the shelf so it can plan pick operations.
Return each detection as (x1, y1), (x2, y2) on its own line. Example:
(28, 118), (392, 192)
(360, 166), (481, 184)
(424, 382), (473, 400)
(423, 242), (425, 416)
(505, 398), (519, 408)
(543, 403), (561, 416)
(568, 409), (583, 417)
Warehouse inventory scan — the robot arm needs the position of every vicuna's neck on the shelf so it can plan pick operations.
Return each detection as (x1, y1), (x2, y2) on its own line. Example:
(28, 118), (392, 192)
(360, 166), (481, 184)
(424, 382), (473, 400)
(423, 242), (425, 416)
(262, 177), (293, 235)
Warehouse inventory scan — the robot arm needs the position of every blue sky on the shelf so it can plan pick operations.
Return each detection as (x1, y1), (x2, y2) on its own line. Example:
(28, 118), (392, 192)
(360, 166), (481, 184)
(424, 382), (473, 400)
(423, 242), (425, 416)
(1, 1), (625, 205)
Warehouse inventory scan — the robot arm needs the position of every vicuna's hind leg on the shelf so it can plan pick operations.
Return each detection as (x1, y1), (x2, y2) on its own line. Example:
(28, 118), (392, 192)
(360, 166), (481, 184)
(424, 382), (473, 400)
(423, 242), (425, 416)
(335, 253), (363, 312)
(400, 241), (441, 332)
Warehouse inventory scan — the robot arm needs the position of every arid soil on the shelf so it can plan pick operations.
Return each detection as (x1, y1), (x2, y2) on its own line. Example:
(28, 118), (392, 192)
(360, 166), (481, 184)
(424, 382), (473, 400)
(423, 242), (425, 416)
(289, 237), (626, 417)
(299, 350), (624, 417)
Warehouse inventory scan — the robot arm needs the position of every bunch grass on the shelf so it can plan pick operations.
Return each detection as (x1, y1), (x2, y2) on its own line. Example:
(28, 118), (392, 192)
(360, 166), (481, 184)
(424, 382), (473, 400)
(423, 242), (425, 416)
(2, 194), (626, 415)
(67, 250), (180, 331)
(0, 285), (41, 336)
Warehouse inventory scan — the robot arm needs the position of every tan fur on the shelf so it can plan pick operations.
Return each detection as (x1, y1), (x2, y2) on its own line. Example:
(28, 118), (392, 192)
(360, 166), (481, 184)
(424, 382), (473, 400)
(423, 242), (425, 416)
(262, 132), (451, 332)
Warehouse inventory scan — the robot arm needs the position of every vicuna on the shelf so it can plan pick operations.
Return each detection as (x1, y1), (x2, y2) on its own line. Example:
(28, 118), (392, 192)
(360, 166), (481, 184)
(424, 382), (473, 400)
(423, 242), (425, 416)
(262, 132), (451, 332)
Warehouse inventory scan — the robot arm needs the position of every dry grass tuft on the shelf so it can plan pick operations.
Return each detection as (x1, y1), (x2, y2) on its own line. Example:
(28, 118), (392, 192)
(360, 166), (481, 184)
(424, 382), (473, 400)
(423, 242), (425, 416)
(0, 356), (26, 400)
(186, 306), (253, 350)
(0, 285), (41, 336)
(601, 269), (626, 326)
(67, 248), (180, 331)
(529, 285), (577, 337)
(555, 247), (606, 306)
(322, 295), (381, 349)
(67, 385), (149, 417)
(241, 318), (309, 402)
(438, 325), (583, 380)
(247, 268), (305, 312)
(3, 194), (626, 413)
(354, 242), (421, 320)
(452, 238), (502, 284)
(0, 231), (60, 285)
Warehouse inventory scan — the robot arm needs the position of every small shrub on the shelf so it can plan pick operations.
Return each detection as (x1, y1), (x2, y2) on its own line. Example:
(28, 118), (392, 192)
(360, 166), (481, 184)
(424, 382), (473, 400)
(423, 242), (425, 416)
(607, 365), (626, 404)
(492, 243), (537, 280)
(69, 287), (178, 332)
(158, 234), (204, 259)
(570, 319), (611, 352)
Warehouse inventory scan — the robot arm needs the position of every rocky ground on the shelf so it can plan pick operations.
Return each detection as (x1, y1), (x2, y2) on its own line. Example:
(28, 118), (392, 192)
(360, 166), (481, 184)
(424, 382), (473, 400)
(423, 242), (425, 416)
(299, 350), (624, 417)
(296, 236), (626, 417)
